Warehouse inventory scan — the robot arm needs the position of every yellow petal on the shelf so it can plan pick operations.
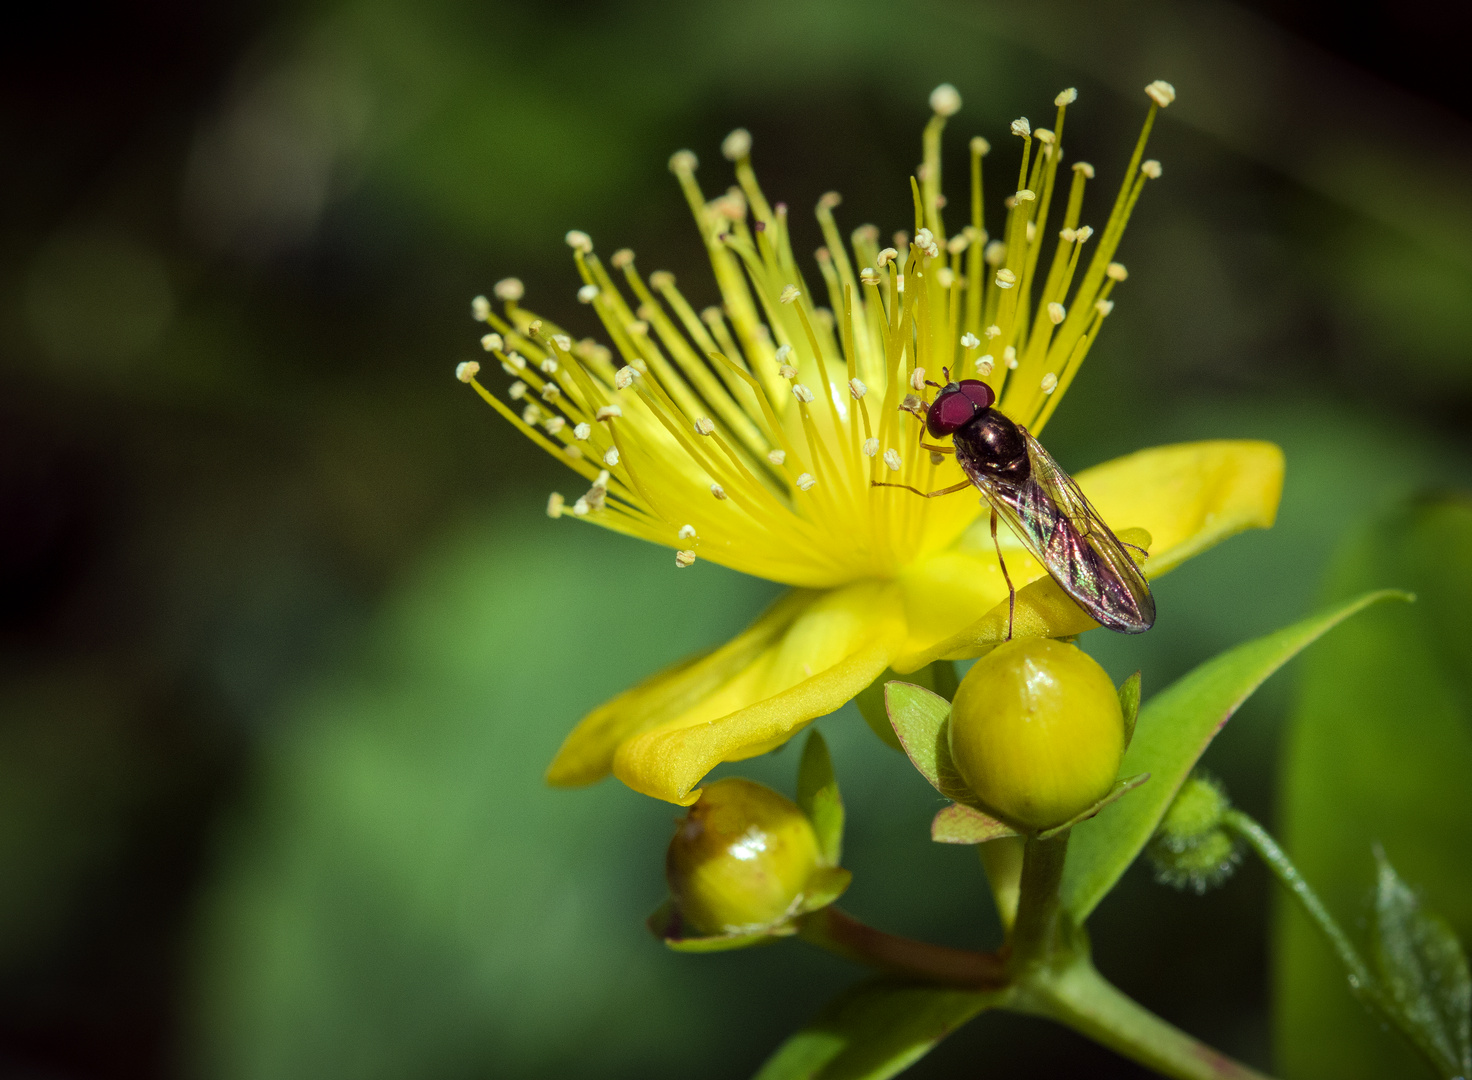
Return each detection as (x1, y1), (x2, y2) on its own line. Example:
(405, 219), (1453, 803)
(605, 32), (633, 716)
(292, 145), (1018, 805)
(612, 581), (906, 804)
(545, 589), (820, 787)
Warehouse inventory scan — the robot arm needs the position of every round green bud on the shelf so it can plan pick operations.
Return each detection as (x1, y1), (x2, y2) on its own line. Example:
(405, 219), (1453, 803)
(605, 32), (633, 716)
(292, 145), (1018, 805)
(948, 638), (1124, 830)
(666, 777), (821, 935)
(1148, 772), (1241, 893)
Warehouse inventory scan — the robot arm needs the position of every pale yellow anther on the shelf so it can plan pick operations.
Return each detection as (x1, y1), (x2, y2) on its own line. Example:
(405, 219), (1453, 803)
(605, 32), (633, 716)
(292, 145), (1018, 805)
(540, 383), (561, 402)
(984, 324), (1001, 339)
(1073, 162), (1095, 179)
(778, 364), (798, 380)
(1060, 227), (1077, 243)
(910, 368), (927, 392)
(627, 320), (649, 337)
(1145, 80), (1177, 108)
(551, 335), (572, 352)
(574, 422), (591, 440)
(883, 448), (903, 472)
(1011, 117), (1031, 137)
(876, 247), (898, 267)
(668, 150), (698, 173)
(859, 267), (879, 285)
(995, 268), (1017, 289)
(1041, 373), (1059, 394)
(678, 524), (697, 541)
(848, 378), (868, 400)
(565, 230), (593, 253)
(792, 384), (815, 404)
(1095, 298), (1115, 316)
(1106, 262), (1129, 281)
(1048, 302), (1066, 325)
(456, 360), (480, 382)
(1075, 225), (1094, 243)
(596, 405), (622, 421)
(494, 278), (524, 301)
(1016, 189), (1036, 202)
(929, 83), (962, 116)
(936, 267), (955, 288)
(1004, 345), (1018, 369)
(946, 234), (969, 255)
(507, 351), (531, 370)
(700, 306), (722, 325)
(545, 416), (566, 435)
(896, 274), (906, 294)
(984, 241), (1006, 266)
(779, 284), (801, 305)
(971, 135), (991, 156)
(610, 248), (635, 269)
(694, 417), (715, 436)
(1026, 221), (1037, 243)
(615, 365), (638, 389)
(675, 550), (696, 568)
(768, 449), (786, 465)
(649, 270), (675, 290)
(528, 319), (543, 337)
(1055, 87), (1078, 106)
(594, 470), (610, 488)
(721, 129), (752, 161)
(572, 496), (590, 516)
(863, 437), (879, 457)
(577, 283), (599, 304)
(1034, 128), (1056, 146)
(471, 295), (490, 322)
(818, 191), (842, 209)
(711, 484), (727, 500)
(960, 332), (980, 349)
(508, 381), (527, 400)
(522, 404), (541, 425)
(547, 492), (565, 518)
(977, 355), (995, 376)
(565, 445), (583, 460)
(603, 447), (620, 467)
(796, 473), (817, 491)
(540, 358), (559, 374)
(1141, 160), (1163, 179)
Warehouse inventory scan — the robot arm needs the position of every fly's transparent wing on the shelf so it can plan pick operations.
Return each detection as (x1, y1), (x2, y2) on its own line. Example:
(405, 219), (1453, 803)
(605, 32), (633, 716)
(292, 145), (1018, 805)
(977, 429), (1155, 633)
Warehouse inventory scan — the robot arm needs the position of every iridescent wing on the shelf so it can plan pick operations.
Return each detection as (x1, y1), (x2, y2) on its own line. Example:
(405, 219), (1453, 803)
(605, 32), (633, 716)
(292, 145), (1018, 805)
(974, 427), (1155, 633)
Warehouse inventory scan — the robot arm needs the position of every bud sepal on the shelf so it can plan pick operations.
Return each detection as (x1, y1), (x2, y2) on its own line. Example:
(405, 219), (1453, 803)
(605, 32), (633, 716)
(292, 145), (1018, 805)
(649, 733), (851, 951)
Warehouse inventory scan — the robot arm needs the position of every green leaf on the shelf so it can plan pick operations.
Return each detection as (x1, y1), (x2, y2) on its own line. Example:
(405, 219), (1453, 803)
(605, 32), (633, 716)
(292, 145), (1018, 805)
(1119, 671), (1141, 748)
(1276, 498), (1472, 1080)
(798, 867), (853, 914)
(1062, 589), (1407, 921)
(1370, 849), (1472, 1077)
(798, 731), (844, 867)
(752, 977), (995, 1080)
(931, 803), (1018, 845)
(857, 662), (957, 752)
(1036, 773), (1150, 840)
(882, 682), (973, 805)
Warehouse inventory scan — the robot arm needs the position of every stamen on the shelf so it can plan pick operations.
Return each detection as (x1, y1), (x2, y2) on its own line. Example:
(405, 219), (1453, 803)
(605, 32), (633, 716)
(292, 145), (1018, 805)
(675, 550), (697, 568)
(779, 284), (801, 304)
(1011, 117), (1031, 137)
(710, 484), (727, 500)
(597, 405), (622, 420)
(574, 422), (591, 440)
(694, 417), (715, 435)
(547, 492), (565, 518)
(929, 83), (962, 117)
(480, 333), (503, 351)
(1107, 262), (1129, 281)
(1141, 160), (1163, 179)
(1054, 87), (1078, 106)
(883, 449), (902, 471)
(792, 384), (815, 403)
(508, 381), (527, 400)
(540, 358), (558, 374)
(603, 448), (620, 466)
(545, 416), (566, 434)
(1073, 162), (1095, 179)
(876, 247), (898, 266)
(768, 449), (786, 465)
(863, 438), (879, 457)
(1041, 373), (1058, 393)
(494, 278), (524, 301)
(678, 524), (697, 540)
(1048, 302), (1066, 324)
(985, 324), (1001, 339)
(1145, 80), (1177, 108)
(615, 365), (639, 389)
(722, 128), (752, 160)
(848, 378), (867, 399)
(960, 332), (979, 349)
(796, 473), (816, 491)
(1004, 346), (1018, 369)
(977, 354), (995, 376)
(984, 241), (1006, 266)
(995, 268), (1017, 289)
(471, 295), (490, 322)
(456, 360), (480, 382)
(565, 230), (593, 253)
(609, 248), (635, 270)
(909, 368), (927, 392)
(1095, 298), (1115, 316)
(859, 267), (879, 285)
(971, 136), (991, 156)
(578, 284), (599, 303)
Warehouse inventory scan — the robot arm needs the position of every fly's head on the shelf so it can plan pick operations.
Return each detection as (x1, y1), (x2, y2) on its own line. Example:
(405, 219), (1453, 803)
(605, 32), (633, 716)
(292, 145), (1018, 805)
(925, 377), (995, 439)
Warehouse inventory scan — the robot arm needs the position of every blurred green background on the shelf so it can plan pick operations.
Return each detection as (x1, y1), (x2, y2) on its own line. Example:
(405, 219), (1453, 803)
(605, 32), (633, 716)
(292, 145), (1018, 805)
(3, 1), (1471, 1077)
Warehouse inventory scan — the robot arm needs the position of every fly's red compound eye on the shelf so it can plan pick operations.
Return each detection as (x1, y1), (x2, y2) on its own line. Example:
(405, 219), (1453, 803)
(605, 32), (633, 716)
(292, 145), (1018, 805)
(956, 379), (995, 410)
(926, 380), (995, 438)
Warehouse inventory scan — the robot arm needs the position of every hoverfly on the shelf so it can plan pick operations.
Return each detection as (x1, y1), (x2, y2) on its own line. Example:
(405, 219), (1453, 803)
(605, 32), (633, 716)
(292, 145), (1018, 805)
(874, 374), (1155, 637)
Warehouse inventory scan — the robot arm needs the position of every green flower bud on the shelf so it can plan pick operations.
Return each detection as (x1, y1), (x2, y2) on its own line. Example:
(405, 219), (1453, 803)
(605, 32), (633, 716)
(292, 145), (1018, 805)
(1147, 772), (1242, 893)
(948, 638), (1124, 830)
(666, 777), (821, 935)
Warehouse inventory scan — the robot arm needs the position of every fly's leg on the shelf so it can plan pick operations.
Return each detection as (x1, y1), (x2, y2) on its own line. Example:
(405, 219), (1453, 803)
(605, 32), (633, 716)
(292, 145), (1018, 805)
(991, 507), (1016, 640)
(918, 440), (954, 455)
(870, 480), (973, 498)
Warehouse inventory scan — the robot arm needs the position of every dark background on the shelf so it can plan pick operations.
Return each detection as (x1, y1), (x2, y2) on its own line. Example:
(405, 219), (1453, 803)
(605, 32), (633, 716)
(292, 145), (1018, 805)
(3, 1), (1471, 1077)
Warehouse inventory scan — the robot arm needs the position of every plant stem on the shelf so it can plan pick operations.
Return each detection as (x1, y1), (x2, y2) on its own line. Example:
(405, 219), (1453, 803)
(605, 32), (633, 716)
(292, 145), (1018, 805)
(1023, 958), (1274, 1080)
(1010, 831), (1070, 967)
(796, 906), (1009, 989)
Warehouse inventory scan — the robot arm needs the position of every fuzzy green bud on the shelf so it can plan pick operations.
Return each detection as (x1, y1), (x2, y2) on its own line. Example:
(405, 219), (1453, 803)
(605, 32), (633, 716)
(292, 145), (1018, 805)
(666, 777), (821, 935)
(1148, 772), (1242, 893)
(948, 638), (1124, 830)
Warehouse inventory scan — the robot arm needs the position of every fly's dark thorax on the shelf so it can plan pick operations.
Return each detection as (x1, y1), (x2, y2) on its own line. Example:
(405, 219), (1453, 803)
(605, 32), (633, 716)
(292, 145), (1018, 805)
(953, 409), (1030, 484)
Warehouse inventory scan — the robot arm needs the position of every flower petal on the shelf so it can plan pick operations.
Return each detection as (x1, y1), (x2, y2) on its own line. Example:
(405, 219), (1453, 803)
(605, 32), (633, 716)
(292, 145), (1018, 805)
(545, 589), (820, 787)
(612, 581), (906, 804)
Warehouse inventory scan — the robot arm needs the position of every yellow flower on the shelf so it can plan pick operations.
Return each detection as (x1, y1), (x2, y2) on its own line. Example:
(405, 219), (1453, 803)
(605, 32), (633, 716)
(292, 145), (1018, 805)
(459, 79), (1284, 805)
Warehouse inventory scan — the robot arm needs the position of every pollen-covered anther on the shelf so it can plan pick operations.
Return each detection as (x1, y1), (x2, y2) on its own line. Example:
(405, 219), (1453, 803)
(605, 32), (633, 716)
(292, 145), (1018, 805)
(1026, 222), (1037, 243)
(649, 270), (675, 290)
(779, 284), (801, 305)
(471, 295), (490, 322)
(596, 405), (622, 421)
(577, 283), (599, 304)
(1048, 302), (1066, 325)
(694, 417), (715, 436)
(1075, 225), (1094, 243)
(493, 278), (524, 301)
(1041, 373), (1059, 394)
(909, 368), (927, 392)
(565, 445), (583, 460)
(508, 380), (527, 400)
(1004, 346), (1018, 370)
(792, 384), (815, 404)
(1106, 262), (1129, 282)
(796, 473), (816, 491)
(1095, 298), (1115, 316)
(977, 354), (995, 376)
(1055, 87), (1078, 106)
(710, 483), (727, 500)
(778, 364), (798, 381)
(929, 83), (962, 116)
(960, 332), (980, 350)
(540, 384), (561, 402)
(603, 448), (620, 467)
(1073, 161), (1096, 179)
(767, 449), (786, 465)
(946, 234), (969, 255)
(995, 268), (1017, 289)
(971, 135), (991, 156)
(522, 404), (541, 425)
(455, 360), (480, 382)
(544, 416), (565, 435)
(573, 422), (591, 441)
(862, 437), (879, 458)
(1015, 189), (1036, 202)
(1146, 80), (1177, 108)
(546, 492), (564, 518)
(984, 324), (1001, 339)
(614, 365), (639, 389)
(859, 267), (879, 286)
(675, 550), (697, 568)
(610, 248), (635, 269)
(526, 319), (543, 337)
(848, 378), (868, 399)
(1141, 160), (1163, 179)
(627, 320), (649, 336)
(668, 150), (697, 174)
(1010, 117), (1031, 138)
(984, 241), (1006, 266)
(721, 128), (752, 161)
(539, 359), (558, 375)
(883, 449), (902, 472)
(875, 247), (898, 267)
(565, 230), (593, 253)
(1060, 228), (1077, 244)
(895, 274), (906, 293)
(678, 524), (697, 541)
(551, 335), (571, 352)
(1034, 128), (1056, 146)
(936, 267), (955, 288)
(572, 497), (589, 516)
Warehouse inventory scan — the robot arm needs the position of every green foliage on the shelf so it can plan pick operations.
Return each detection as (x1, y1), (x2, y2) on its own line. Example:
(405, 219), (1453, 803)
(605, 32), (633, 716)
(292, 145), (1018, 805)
(856, 663), (956, 752)
(1370, 851), (1472, 1078)
(751, 979), (995, 1080)
(1062, 589), (1407, 922)
(880, 683), (971, 806)
(798, 732), (845, 867)
(1118, 671), (1141, 748)
(1275, 498), (1472, 1080)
